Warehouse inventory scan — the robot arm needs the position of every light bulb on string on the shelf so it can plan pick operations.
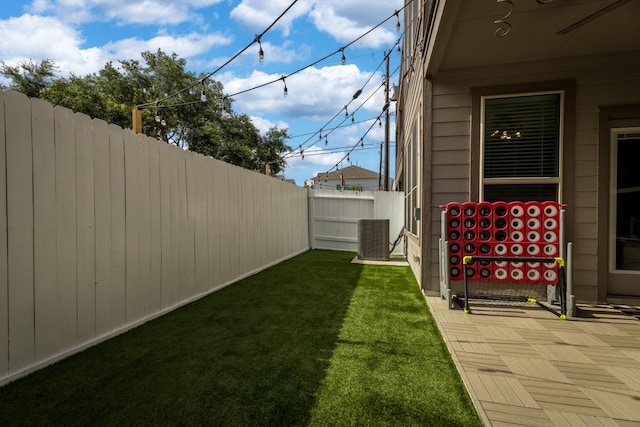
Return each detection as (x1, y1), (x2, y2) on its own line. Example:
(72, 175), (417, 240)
(301, 150), (304, 160)
(325, 135), (328, 145)
(344, 106), (348, 119)
(154, 101), (161, 122)
(200, 80), (206, 103)
(395, 10), (401, 32)
(282, 77), (288, 97)
(351, 114), (355, 123)
(256, 35), (264, 63)
(397, 45), (401, 56)
(340, 48), (346, 65)
(160, 116), (166, 126)
(360, 139), (364, 148)
(379, 118), (382, 127)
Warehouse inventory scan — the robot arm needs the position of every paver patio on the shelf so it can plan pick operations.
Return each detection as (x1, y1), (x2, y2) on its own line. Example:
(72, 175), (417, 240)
(425, 295), (640, 427)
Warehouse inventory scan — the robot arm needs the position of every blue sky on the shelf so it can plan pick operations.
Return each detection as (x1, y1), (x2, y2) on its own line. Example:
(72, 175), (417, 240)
(0, 0), (404, 186)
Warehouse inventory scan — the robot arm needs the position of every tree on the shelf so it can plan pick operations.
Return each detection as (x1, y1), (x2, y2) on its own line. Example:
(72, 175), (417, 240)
(256, 127), (291, 176)
(0, 59), (57, 98)
(1, 53), (292, 176)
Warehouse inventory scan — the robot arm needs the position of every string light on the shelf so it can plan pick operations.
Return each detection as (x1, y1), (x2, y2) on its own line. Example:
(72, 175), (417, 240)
(256, 35), (265, 63)
(135, 3), (410, 167)
(200, 80), (207, 102)
(136, 0), (301, 110)
(395, 10), (401, 32)
(282, 65), (393, 161)
(323, 105), (387, 174)
(221, 7), (408, 102)
(160, 115), (166, 126)
(344, 106), (349, 119)
(135, 0), (411, 117)
(340, 48), (346, 65)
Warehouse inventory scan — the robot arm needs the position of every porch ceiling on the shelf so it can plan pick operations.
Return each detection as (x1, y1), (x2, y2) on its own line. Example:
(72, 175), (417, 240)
(428, 0), (640, 74)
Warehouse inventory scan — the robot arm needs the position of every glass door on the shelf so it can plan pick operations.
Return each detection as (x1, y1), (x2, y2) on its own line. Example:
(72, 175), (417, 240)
(609, 128), (640, 295)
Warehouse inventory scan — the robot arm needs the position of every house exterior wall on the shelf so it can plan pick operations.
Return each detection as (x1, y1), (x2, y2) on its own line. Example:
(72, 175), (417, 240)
(397, 39), (426, 286)
(0, 90), (310, 385)
(421, 50), (640, 303)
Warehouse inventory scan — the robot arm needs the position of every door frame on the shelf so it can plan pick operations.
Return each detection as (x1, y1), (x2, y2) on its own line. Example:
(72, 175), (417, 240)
(598, 105), (640, 300)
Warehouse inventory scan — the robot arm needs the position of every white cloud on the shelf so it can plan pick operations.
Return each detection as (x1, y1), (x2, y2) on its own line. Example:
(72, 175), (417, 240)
(230, 0), (403, 47)
(230, 0), (313, 36)
(103, 32), (232, 63)
(0, 14), (100, 74)
(234, 40), (312, 67)
(0, 13), (232, 77)
(26, 0), (226, 25)
(308, 2), (400, 48)
(249, 115), (289, 134)
(221, 64), (385, 121)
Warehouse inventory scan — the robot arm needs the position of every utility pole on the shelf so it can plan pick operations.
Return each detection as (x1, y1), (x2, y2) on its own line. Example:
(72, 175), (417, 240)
(378, 143), (383, 190)
(383, 52), (390, 191)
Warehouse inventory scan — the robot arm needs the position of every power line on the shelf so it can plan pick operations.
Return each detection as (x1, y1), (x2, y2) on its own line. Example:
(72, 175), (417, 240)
(282, 60), (401, 163)
(136, 0), (302, 109)
(286, 116), (380, 139)
(223, 11), (407, 100)
(136, 0), (414, 111)
(281, 49), (402, 161)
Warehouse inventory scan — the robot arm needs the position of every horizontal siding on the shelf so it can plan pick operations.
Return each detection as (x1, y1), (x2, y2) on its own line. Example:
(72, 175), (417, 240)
(431, 135), (469, 151)
(432, 164), (469, 179)
(424, 50), (640, 300)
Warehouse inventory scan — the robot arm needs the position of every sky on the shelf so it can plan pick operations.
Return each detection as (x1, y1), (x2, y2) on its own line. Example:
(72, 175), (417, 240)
(0, 0), (405, 187)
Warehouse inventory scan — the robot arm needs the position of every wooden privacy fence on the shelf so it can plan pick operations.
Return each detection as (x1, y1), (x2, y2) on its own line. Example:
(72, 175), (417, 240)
(0, 90), (309, 384)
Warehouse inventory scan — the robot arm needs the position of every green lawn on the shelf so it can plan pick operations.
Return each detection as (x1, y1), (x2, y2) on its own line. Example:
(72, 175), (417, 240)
(0, 250), (481, 426)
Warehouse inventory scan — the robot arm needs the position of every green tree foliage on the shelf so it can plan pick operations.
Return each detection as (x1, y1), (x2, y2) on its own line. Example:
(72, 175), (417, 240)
(0, 51), (291, 175)
(0, 59), (57, 98)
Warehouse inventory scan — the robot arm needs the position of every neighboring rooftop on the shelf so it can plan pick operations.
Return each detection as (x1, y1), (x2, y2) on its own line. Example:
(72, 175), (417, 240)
(314, 165), (379, 181)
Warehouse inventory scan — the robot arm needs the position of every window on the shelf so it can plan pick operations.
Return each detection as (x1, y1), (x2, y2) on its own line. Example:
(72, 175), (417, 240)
(405, 120), (419, 235)
(480, 92), (563, 202)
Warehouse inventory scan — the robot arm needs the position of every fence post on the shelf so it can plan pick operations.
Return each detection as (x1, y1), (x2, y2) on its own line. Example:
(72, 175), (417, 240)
(132, 108), (142, 134)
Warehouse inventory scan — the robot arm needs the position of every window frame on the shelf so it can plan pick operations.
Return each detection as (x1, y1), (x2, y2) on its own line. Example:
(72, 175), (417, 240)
(405, 119), (419, 236)
(480, 90), (564, 202)
(473, 84), (572, 204)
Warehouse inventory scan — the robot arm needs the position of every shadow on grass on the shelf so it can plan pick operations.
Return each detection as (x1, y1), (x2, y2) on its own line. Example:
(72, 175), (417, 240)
(0, 250), (363, 426)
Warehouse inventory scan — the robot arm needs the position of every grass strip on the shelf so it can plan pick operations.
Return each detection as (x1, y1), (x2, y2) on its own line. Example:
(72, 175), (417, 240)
(0, 250), (480, 426)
